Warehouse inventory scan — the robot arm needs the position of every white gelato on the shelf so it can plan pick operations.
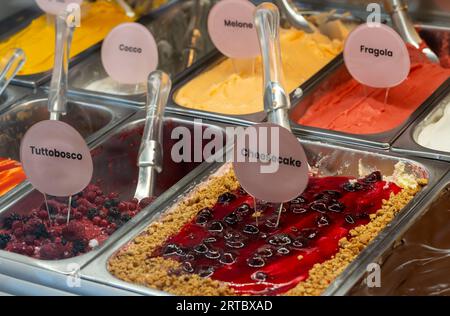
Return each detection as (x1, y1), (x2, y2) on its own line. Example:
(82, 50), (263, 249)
(85, 77), (146, 95)
(417, 100), (450, 153)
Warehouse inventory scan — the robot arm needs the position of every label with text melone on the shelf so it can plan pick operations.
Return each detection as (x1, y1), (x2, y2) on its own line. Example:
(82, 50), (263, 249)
(102, 22), (158, 85)
(35, 0), (82, 15)
(208, 0), (260, 59)
(20, 120), (93, 197)
(233, 123), (309, 203)
(344, 23), (411, 88)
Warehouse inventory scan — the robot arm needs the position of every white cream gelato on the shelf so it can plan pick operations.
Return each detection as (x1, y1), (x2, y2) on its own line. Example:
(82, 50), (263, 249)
(85, 77), (146, 95)
(417, 98), (450, 153)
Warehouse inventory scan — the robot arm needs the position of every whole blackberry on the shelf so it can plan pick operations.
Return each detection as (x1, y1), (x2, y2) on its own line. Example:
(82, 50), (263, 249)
(72, 240), (87, 256)
(108, 207), (120, 219)
(3, 213), (22, 229)
(121, 214), (132, 223)
(33, 223), (49, 238)
(87, 208), (99, 220)
(0, 234), (11, 249)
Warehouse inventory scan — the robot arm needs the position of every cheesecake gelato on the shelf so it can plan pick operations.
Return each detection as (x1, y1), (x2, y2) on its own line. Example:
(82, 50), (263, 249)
(108, 163), (425, 296)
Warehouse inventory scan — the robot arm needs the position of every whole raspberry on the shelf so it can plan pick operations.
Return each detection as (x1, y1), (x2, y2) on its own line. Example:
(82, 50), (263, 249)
(39, 243), (65, 260)
(139, 197), (155, 209)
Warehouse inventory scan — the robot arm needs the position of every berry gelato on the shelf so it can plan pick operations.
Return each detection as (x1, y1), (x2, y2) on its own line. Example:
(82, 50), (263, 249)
(0, 183), (152, 260)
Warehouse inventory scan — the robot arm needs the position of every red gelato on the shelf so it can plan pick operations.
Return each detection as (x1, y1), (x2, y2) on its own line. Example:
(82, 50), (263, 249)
(296, 47), (450, 134)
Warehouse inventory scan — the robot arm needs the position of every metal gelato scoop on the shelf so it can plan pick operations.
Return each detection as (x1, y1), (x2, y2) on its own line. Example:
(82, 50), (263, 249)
(48, 10), (76, 121)
(274, 0), (314, 34)
(255, 2), (292, 131)
(134, 70), (172, 201)
(383, 0), (440, 63)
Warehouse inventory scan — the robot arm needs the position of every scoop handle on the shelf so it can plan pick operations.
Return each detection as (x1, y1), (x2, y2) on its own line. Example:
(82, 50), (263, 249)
(254, 2), (291, 131)
(137, 70), (172, 172)
(48, 10), (75, 120)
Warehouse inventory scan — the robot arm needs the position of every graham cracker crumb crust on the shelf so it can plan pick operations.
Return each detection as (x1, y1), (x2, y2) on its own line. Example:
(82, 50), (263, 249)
(108, 168), (426, 296)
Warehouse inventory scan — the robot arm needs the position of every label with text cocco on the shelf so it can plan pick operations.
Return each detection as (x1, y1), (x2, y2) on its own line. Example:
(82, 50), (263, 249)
(118, 44), (142, 54)
(360, 45), (393, 57)
(241, 148), (302, 168)
(224, 19), (253, 29)
(29, 146), (83, 161)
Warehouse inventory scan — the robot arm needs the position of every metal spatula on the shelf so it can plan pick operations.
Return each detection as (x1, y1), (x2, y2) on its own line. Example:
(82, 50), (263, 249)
(134, 70), (172, 201)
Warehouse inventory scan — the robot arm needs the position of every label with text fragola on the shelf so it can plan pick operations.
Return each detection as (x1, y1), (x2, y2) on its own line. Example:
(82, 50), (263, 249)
(344, 23), (410, 88)
(20, 120), (93, 197)
(35, 0), (82, 15)
(208, 0), (260, 59)
(101, 22), (158, 84)
(232, 123), (309, 203)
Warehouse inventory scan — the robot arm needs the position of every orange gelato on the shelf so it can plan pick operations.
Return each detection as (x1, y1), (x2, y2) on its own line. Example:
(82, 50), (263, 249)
(0, 158), (26, 197)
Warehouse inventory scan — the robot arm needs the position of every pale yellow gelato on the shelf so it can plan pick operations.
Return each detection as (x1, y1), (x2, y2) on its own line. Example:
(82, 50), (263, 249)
(175, 27), (345, 115)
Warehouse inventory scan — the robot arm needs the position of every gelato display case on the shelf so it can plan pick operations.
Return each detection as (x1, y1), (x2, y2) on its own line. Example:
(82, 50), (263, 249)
(0, 112), (227, 274)
(80, 141), (447, 296)
(0, 0), (450, 298)
(68, 0), (217, 105)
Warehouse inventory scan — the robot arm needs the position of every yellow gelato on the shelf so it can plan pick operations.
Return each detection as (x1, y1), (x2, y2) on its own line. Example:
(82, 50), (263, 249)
(175, 28), (345, 115)
(0, 1), (134, 76)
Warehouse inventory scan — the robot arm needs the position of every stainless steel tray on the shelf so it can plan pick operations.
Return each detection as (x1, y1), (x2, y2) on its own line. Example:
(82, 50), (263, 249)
(0, 256), (137, 296)
(0, 112), (228, 275)
(0, 85), (32, 114)
(80, 139), (448, 296)
(289, 24), (450, 149)
(0, 89), (136, 204)
(391, 25), (450, 161)
(66, 0), (216, 106)
(327, 171), (450, 296)
(392, 86), (450, 161)
(167, 10), (362, 125)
